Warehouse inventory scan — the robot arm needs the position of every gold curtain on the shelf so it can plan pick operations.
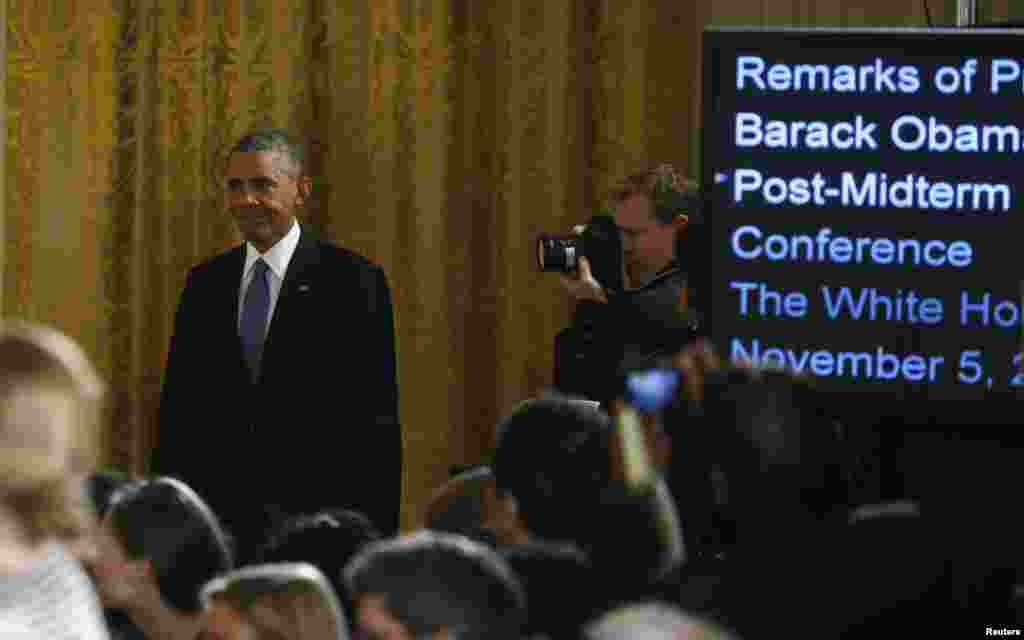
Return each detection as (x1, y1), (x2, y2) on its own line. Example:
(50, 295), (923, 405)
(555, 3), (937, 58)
(6, 0), (1022, 529)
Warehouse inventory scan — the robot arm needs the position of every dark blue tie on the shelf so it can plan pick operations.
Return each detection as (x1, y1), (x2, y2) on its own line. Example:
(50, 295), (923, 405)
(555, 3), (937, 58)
(240, 259), (270, 381)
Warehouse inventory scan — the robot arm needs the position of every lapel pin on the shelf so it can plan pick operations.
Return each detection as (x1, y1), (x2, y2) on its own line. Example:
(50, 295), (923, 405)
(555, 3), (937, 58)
(298, 284), (311, 293)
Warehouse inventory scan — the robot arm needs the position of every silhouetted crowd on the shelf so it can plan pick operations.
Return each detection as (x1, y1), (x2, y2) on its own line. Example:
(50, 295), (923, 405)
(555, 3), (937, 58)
(0, 321), (1020, 640)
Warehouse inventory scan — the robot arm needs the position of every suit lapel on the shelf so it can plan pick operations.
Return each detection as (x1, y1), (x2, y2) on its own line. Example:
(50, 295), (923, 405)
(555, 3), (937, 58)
(199, 244), (252, 385)
(221, 245), (248, 373)
(224, 245), (246, 326)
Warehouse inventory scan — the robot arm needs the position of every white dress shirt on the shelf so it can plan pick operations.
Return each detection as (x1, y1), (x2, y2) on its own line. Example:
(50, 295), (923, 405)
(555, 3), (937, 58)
(238, 220), (302, 337)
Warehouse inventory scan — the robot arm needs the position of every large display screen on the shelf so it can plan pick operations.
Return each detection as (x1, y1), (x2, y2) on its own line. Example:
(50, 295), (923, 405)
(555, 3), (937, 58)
(702, 28), (1024, 408)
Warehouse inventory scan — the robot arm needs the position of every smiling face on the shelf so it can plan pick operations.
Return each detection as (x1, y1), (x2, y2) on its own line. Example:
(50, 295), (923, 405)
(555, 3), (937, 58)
(223, 150), (311, 253)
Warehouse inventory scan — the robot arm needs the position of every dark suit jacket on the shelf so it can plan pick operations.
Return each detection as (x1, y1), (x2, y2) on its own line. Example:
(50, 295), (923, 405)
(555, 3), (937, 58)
(152, 233), (401, 559)
(553, 265), (700, 407)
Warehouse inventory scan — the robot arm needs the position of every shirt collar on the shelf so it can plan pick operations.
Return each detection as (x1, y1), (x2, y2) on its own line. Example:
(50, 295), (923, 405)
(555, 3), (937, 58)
(244, 219), (302, 280)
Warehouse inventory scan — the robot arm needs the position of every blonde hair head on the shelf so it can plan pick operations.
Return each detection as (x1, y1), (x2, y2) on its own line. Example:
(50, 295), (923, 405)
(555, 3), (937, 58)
(611, 164), (700, 225)
(0, 321), (105, 543)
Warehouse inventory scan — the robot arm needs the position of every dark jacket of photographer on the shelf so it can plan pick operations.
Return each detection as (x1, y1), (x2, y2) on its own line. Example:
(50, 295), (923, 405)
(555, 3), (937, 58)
(553, 263), (701, 406)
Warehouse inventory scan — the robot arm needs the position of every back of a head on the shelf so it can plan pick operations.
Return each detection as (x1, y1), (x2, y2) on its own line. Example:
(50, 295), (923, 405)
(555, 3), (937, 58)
(0, 321), (104, 544)
(108, 476), (234, 614)
(501, 542), (604, 640)
(345, 531), (525, 640)
(832, 507), (961, 635)
(494, 395), (685, 586)
(203, 563), (347, 640)
(260, 509), (381, 622)
(585, 603), (737, 640)
(423, 466), (498, 546)
(699, 368), (847, 527)
(491, 394), (612, 544)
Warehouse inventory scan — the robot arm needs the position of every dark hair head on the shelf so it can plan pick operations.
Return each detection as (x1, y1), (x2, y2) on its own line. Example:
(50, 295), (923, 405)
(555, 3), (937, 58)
(500, 543), (604, 640)
(424, 466), (495, 540)
(491, 394), (612, 543)
(0, 321), (105, 543)
(699, 369), (848, 523)
(228, 128), (305, 176)
(259, 509), (381, 624)
(345, 531), (526, 640)
(86, 470), (132, 518)
(107, 476), (234, 614)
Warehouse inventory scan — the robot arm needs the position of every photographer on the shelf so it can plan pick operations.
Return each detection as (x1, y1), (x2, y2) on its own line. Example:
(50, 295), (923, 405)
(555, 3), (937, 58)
(552, 164), (704, 408)
(545, 165), (713, 563)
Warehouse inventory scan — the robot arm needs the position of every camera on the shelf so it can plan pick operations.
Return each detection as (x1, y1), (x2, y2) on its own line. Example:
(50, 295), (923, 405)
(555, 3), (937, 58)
(536, 214), (624, 294)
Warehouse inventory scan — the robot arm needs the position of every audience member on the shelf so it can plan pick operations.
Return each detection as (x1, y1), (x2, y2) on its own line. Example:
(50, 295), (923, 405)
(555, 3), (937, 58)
(654, 343), (964, 637)
(258, 509), (380, 628)
(421, 466), (501, 547)
(0, 321), (110, 640)
(82, 471), (143, 640)
(489, 394), (684, 593)
(489, 395), (613, 547)
(585, 602), (735, 640)
(200, 563), (347, 640)
(93, 477), (234, 640)
(500, 542), (605, 640)
(344, 531), (525, 640)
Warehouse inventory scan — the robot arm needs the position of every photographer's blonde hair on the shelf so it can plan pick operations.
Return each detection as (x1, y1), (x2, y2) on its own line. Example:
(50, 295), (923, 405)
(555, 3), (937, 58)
(611, 164), (699, 224)
(0, 321), (105, 544)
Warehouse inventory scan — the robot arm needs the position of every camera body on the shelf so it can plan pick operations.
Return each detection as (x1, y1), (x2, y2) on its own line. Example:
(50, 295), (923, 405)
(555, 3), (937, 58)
(536, 215), (624, 295)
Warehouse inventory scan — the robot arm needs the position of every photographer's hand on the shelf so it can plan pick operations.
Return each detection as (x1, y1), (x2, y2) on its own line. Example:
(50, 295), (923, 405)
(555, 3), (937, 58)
(672, 339), (724, 405)
(557, 257), (609, 304)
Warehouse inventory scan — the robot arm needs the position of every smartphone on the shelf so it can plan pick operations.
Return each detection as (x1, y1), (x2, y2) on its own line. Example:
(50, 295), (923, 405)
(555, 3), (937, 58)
(625, 368), (680, 414)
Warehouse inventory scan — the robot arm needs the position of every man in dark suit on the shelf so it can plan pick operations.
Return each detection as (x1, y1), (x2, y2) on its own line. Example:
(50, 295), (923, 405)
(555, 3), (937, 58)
(152, 129), (401, 562)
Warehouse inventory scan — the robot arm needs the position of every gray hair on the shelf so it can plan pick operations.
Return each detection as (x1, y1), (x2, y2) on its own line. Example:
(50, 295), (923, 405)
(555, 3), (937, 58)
(585, 603), (737, 640)
(202, 562), (348, 640)
(345, 531), (526, 640)
(229, 128), (306, 176)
